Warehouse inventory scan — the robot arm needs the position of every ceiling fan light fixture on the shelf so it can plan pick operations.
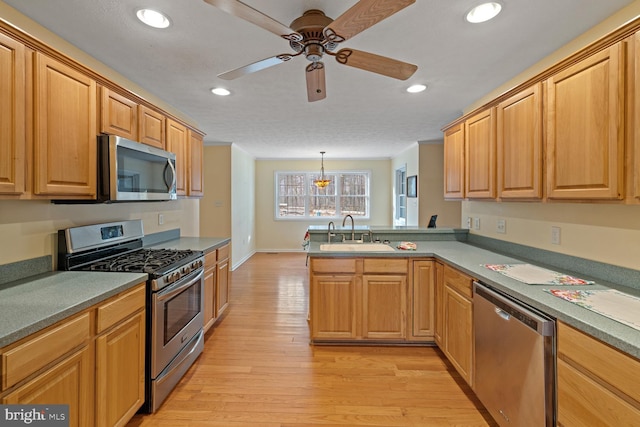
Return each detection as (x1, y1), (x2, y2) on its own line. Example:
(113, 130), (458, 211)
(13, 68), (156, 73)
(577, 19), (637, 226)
(211, 87), (231, 96)
(407, 84), (427, 93)
(136, 9), (171, 29)
(313, 151), (331, 189)
(466, 2), (502, 23)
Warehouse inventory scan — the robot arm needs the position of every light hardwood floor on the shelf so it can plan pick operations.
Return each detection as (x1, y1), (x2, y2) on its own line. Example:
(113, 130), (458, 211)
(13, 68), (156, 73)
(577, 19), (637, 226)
(127, 252), (496, 427)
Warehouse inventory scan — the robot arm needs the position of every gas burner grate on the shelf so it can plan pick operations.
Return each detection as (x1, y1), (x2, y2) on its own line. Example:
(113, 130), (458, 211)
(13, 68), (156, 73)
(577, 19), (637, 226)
(88, 248), (194, 273)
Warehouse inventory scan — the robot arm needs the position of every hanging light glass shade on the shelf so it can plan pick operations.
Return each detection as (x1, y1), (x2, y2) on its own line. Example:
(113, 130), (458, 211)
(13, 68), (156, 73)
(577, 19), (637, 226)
(313, 151), (331, 188)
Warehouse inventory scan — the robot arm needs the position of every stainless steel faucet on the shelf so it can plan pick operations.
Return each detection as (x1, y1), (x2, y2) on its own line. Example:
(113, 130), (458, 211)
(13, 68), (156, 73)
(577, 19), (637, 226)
(342, 214), (355, 241)
(327, 221), (335, 243)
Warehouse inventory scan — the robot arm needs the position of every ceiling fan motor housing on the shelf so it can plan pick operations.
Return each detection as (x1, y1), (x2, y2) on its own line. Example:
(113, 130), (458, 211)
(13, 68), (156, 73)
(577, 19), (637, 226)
(289, 9), (337, 59)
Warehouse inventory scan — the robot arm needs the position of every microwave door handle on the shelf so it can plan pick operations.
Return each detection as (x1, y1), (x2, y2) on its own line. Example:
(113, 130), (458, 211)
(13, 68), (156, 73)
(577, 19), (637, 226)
(164, 159), (177, 191)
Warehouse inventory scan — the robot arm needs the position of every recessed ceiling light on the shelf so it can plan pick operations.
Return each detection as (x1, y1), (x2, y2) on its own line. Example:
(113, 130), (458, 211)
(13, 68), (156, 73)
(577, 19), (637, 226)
(407, 84), (427, 93)
(466, 2), (502, 23)
(136, 9), (171, 29)
(211, 87), (231, 96)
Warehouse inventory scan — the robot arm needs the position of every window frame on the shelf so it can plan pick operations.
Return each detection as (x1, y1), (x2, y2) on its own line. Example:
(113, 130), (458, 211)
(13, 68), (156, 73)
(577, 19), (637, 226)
(274, 170), (371, 221)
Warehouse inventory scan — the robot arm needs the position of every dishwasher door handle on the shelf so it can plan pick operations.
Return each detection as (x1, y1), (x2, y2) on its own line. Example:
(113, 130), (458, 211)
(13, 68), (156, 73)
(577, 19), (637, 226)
(495, 307), (511, 321)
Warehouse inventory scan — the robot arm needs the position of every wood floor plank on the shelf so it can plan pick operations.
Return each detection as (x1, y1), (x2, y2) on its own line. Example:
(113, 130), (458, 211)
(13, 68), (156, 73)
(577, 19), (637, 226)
(127, 252), (495, 427)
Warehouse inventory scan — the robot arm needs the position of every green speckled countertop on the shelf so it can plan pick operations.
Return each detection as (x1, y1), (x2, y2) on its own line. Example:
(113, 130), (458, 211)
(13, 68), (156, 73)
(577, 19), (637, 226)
(308, 240), (640, 359)
(0, 271), (147, 348)
(0, 235), (230, 349)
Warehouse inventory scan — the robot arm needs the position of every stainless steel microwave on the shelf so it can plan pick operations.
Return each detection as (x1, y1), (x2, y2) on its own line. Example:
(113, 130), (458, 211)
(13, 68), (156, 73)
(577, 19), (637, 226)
(97, 134), (177, 202)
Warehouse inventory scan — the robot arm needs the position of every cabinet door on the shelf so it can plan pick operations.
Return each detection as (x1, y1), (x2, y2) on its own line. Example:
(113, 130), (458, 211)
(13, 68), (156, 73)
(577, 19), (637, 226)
(444, 123), (465, 199)
(497, 83), (543, 199)
(100, 87), (138, 140)
(0, 32), (26, 195)
(203, 251), (217, 332)
(188, 129), (204, 197)
(546, 43), (625, 200)
(443, 285), (473, 387)
(465, 108), (496, 199)
(433, 262), (444, 346)
(3, 346), (93, 427)
(410, 260), (435, 340)
(362, 275), (407, 340)
(216, 254), (230, 318)
(311, 275), (357, 339)
(34, 53), (97, 197)
(167, 118), (188, 196)
(95, 312), (145, 427)
(138, 105), (165, 149)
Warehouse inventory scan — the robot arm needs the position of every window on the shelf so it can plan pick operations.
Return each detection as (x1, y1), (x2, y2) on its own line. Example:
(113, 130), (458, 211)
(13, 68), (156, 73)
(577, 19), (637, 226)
(394, 166), (407, 225)
(275, 171), (370, 219)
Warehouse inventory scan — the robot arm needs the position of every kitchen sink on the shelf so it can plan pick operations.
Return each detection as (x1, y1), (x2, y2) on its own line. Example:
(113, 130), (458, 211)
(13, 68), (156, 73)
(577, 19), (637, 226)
(319, 243), (395, 252)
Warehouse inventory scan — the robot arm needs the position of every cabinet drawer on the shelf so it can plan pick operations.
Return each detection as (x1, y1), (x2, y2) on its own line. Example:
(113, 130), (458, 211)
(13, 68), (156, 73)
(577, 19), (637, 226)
(363, 258), (408, 274)
(96, 284), (145, 334)
(312, 258), (357, 274)
(557, 358), (640, 426)
(204, 250), (217, 269)
(217, 244), (230, 261)
(558, 322), (640, 404)
(2, 312), (91, 390)
(444, 266), (473, 299)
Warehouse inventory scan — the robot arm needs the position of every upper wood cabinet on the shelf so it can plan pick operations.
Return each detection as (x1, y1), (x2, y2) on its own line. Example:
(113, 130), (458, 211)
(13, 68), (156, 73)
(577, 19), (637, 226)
(0, 32), (26, 196)
(497, 83), (543, 199)
(465, 107), (496, 199)
(138, 105), (166, 149)
(34, 53), (97, 197)
(187, 129), (204, 197)
(166, 118), (188, 196)
(546, 42), (625, 200)
(444, 123), (465, 199)
(633, 32), (640, 202)
(99, 86), (137, 140)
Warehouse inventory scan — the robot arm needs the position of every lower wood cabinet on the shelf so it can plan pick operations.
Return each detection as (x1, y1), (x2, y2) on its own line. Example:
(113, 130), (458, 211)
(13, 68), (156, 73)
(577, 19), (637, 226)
(2, 346), (93, 427)
(439, 265), (474, 387)
(557, 321), (640, 426)
(409, 259), (436, 341)
(203, 243), (231, 333)
(309, 257), (409, 342)
(0, 282), (146, 427)
(433, 261), (445, 345)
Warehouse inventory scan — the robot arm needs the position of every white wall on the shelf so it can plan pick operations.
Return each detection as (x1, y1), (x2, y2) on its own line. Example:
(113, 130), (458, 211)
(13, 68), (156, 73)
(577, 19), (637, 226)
(254, 158), (392, 251)
(231, 146), (256, 267)
(391, 144), (419, 226)
(419, 142), (461, 228)
(0, 199), (199, 266)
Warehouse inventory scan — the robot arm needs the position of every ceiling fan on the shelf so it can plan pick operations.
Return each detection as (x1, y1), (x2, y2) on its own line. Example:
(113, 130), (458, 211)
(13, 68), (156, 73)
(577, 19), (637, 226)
(203, 0), (418, 102)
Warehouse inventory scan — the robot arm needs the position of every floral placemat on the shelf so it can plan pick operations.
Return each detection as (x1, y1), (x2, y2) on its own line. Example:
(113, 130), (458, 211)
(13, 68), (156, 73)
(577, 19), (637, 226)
(482, 263), (594, 285)
(547, 289), (640, 331)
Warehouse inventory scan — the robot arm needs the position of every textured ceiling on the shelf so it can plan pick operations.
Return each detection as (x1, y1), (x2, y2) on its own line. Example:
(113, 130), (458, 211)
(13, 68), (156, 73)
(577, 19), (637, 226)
(3, 0), (634, 159)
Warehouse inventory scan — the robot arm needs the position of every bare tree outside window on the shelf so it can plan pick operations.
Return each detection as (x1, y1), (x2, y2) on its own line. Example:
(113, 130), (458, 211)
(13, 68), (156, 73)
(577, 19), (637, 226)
(275, 171), (370, 219)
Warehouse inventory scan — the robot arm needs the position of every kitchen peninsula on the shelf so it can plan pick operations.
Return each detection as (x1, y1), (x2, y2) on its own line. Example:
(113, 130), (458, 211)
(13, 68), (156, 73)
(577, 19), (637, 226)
(307, 225), (640, 424)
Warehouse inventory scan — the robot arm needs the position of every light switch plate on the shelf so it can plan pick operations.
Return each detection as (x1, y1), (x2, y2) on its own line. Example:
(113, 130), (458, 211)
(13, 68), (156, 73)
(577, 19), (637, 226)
(474, 217), (480, 230)
(551, 226), (561, 245)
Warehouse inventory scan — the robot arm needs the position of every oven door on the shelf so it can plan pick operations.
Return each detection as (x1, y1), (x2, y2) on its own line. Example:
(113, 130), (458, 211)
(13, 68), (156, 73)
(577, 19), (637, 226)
(151, 268), (204, 378)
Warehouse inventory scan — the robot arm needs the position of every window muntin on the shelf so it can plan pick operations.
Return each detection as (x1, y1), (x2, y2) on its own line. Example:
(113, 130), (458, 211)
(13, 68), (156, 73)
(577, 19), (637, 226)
(276, 171), (370, 219)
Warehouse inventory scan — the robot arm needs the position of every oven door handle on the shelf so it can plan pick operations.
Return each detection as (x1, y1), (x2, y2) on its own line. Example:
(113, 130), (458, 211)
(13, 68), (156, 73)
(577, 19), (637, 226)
(157, 269), (204, 302)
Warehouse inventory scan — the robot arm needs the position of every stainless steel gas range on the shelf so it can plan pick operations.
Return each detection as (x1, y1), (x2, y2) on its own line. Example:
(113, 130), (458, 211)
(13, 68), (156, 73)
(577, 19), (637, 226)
(58, 220), (205, 413)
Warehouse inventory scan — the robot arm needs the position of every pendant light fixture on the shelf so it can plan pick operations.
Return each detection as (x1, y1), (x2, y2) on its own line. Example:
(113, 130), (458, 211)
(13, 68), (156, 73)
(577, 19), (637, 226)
(313, 151), (331, 188)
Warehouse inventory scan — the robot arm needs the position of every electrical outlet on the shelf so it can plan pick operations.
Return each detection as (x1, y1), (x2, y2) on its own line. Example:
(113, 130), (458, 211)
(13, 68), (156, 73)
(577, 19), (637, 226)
(496, 219), (506, 234)
(158, 214), (164, 225)
(474, 217), (481, 230)
(551, 226), (561, 245)
(466, 217), (472, 229)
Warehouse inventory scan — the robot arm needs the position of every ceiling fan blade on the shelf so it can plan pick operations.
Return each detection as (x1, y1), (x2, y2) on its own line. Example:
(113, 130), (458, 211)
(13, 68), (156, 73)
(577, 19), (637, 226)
(306, 63), (326, 102)
(218, 54), (296, 80)
(203, 0), (302, 41)
(324, 0), (415, 43)
(333, 48), (417, 80)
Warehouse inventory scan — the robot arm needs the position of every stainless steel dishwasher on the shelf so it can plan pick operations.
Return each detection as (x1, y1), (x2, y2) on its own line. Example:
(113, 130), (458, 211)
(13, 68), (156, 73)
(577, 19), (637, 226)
(473, 281), (556, 426)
